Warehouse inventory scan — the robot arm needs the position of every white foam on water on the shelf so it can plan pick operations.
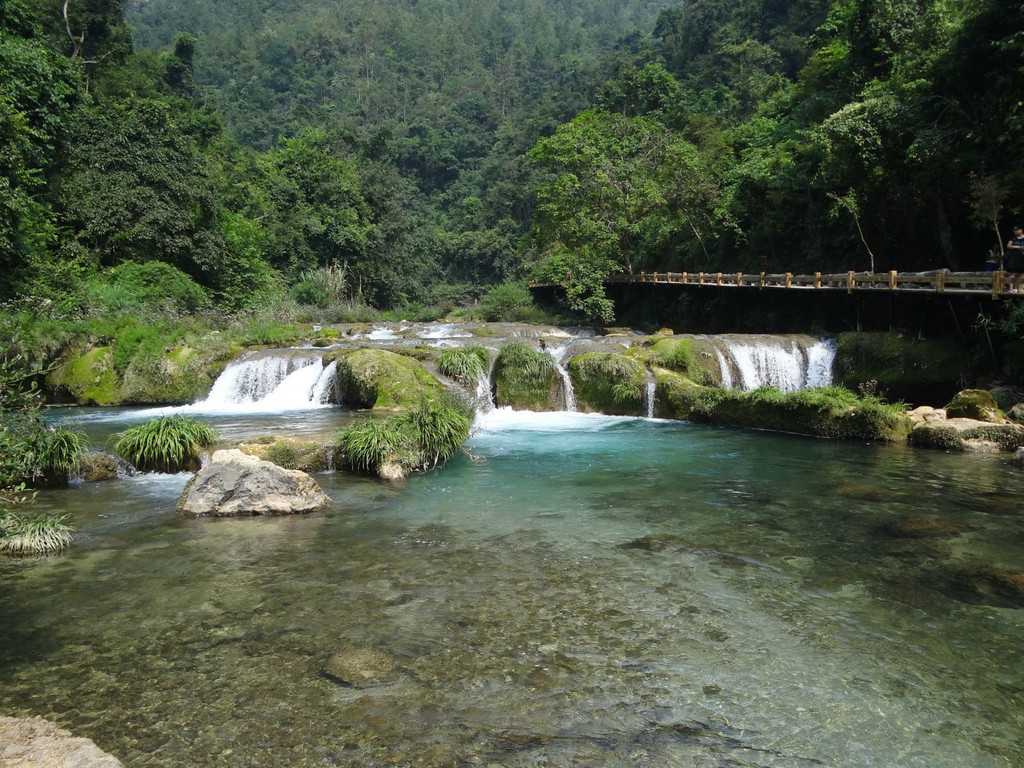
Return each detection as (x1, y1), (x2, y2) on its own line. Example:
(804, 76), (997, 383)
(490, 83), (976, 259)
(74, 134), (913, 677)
(474, 407), (640, 434)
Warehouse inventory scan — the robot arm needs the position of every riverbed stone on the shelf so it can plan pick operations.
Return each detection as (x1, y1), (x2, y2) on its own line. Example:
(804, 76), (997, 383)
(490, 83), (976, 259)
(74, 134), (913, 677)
(908, 418), (1024, 452)
(0, 716), (124, 767)
(78, 452), (119, 482)
(1009, 403), (1024, 423)
(324, 648), (399, 687)
(883, 515), (969, 539)
(177, 449), (330, 516)
(906, 406), (946, 426)
(951, 566), (1024, 608)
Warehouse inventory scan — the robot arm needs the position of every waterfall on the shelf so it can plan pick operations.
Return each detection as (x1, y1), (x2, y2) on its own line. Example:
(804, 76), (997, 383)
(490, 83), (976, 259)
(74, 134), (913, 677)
(192, 350), (336, 412)
(546, 344), (577, 412)
(644, 369), (656, 419)
(712, 336), (836, 393)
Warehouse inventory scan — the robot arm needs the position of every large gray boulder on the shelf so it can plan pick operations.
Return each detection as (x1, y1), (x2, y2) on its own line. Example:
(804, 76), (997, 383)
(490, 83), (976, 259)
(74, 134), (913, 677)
(0, 716), (123, 767)
(177, 449), (330, 517)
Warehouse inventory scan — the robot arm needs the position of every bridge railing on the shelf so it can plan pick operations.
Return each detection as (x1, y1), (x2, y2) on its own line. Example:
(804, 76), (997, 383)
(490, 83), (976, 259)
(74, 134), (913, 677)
(573, 269), (1024, 297)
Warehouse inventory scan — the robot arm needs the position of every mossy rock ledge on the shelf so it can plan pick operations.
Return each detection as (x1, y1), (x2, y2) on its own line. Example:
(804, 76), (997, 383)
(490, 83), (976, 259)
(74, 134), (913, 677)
(908, 418), (1024, 453)
(492, 343), (560, 411)
(327, 348), (442, 410)
(653, 368), (912, 442)
(568, 352), (647, 416)
(47, 344), (229, 405)
(47, 346), (122, 406)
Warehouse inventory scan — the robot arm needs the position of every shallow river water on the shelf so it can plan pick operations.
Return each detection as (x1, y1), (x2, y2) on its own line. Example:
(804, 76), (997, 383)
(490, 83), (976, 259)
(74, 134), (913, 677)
(1, 406), (1022, 767)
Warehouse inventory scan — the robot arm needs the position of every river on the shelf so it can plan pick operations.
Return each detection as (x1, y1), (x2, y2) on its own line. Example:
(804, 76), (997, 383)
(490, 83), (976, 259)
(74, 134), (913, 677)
(1, 400), (1022, 767)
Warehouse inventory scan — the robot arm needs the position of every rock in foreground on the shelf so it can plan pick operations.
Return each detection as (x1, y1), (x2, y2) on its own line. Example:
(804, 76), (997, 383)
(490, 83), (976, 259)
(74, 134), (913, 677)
(0, 716), (123, 768)
(177, 449), (330, 517)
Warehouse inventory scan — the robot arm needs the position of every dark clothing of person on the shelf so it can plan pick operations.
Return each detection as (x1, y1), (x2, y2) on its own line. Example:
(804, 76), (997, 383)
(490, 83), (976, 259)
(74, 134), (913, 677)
(1007, 237), (1024, 273)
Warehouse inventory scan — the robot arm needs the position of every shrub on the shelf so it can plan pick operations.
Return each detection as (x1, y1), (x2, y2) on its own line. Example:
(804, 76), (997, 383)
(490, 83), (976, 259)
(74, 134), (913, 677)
(481, 282), (535, 322)
(437, 346), (489, 384)
(86, 261), (210, 315)
(0, 512), (73, 555)
(114, 415), (217, 473)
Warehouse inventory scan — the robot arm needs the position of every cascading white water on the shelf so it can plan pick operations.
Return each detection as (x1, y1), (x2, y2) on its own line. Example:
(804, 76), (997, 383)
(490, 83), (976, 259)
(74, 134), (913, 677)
(546, 344), (577, 412)
(190, 351), (336, 413)
(644, 369), (656, 419)
(714, 336), (836, 393)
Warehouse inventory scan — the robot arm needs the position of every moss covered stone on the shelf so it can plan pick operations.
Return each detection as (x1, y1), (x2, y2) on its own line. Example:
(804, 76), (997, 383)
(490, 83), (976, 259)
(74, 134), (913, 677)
(47, 347), (123, 406)
(568, 352), (646, 415)
(908, 419), (1024, 452)
(329, 348), (441, 410)
(654, 367), (912, 442)
(944, 389), (1006, 422)
(492, 343), (558, 410)
(236, 437), (329, 473)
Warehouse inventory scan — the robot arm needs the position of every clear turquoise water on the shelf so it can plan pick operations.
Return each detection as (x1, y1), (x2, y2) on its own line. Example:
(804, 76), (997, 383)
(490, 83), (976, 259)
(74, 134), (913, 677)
(1, 408), (1022, 766)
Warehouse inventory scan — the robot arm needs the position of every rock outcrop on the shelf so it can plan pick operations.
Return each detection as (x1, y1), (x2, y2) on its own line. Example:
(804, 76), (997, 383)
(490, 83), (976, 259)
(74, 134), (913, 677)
(0, 716), (123, 768)
(177, 449), (330, 516)
(944, 389), (1008, 423)
(908, 416), (1024, 453)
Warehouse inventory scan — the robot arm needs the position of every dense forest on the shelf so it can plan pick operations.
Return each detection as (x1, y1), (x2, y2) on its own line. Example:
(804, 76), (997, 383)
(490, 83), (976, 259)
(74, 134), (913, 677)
(3, 0), (1022, 321)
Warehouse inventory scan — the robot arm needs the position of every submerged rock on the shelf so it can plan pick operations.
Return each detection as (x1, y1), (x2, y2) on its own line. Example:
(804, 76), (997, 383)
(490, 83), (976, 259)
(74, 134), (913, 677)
(949, 566), (1024, 608)
(882, 515), (969, 539)
(623, 534), (695, 552)
(177, 449), (330, 517)
(0, 716), (123, 767)
(324, 648), (399, 687)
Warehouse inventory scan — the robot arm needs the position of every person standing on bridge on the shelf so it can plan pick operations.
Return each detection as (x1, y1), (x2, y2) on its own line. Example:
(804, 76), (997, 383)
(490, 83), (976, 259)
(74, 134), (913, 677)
(1006, 225), (1024, 291)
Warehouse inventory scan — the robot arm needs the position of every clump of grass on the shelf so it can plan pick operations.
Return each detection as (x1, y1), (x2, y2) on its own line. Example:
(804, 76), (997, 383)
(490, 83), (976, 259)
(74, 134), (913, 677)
(398, 395), (474, 469)
(33, 427), (88, 482)
(335, 418), (410, 473)
(114, 415), (217, 473)
(437, 346), (489, 384)
(0, 512), (73, 555)
(334, 395), (473, 477)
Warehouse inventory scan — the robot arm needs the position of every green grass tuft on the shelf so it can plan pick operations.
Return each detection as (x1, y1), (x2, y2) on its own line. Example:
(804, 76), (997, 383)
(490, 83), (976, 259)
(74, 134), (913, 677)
(0, 512), (74, 555)
(437, 347), (489, 384)
(114, 415), (218, 473)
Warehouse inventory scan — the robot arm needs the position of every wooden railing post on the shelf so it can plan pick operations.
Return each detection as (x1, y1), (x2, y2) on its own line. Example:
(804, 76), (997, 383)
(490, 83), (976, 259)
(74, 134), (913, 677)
(760, 271), (766, 288)
(847, 270), (855, 293)
(889, 270), (897, 290)
(785, 272), (792, 288)
(994, 270), (1004, 297)
(716, 272), (723, 285)
(936, 271), (946, 293)
(698, 272), (705, 285)
(814, 272), (822, 289)
(736, 272), (743, 286)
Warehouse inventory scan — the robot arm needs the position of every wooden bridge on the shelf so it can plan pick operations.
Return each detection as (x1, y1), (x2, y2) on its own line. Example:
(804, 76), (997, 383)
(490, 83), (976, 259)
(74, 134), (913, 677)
(534, 270), (1023, 298)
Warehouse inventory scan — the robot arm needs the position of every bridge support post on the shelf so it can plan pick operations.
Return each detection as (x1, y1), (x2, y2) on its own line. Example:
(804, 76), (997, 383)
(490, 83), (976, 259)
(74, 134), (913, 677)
(847, 271), (855, 293)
